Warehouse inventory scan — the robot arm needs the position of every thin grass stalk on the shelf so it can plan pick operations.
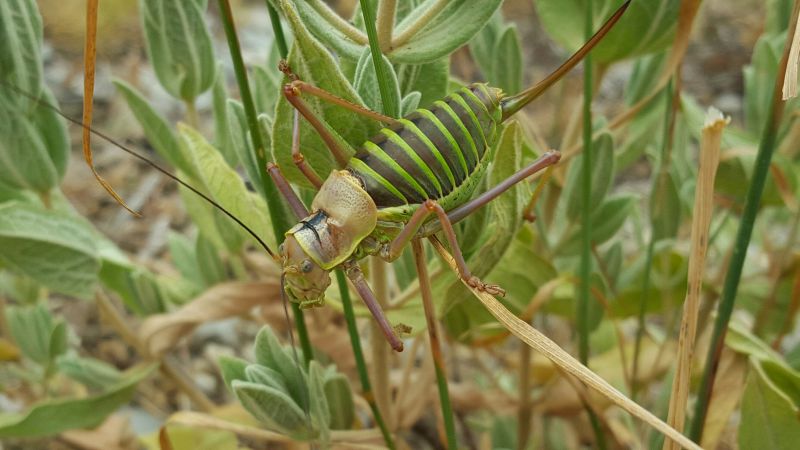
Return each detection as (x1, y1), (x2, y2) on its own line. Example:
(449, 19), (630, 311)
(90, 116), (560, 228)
(359, 0), (399, 118)
(336, 270), (396, 450)
(370, 257), (395, 430)
(412, 239), (457, 449)
(632, 80), (674, 399)
(579, 2), (607, 447)
(662, 109), (726, 450)
(217, 0), (314, 366)
(265, 2), (289, 58)
(517, 342), (532, 450)
(688, 0), (800, 440)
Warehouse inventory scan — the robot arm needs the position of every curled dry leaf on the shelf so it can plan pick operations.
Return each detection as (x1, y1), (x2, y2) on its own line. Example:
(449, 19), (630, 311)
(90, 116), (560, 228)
(139, 281), (281, 358)
(60, 414), (137, 450)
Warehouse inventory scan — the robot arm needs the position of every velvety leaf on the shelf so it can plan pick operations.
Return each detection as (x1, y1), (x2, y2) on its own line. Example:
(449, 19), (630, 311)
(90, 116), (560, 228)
(0, 202), (99, 298)
(353, 48), (401, 116)
(535, 0), (680, 63)
(225, 100), (269, 200)
(139, 0), (215, 101)
(195, 232), (226, 286)
(308, 362), (330, 444)
(167, 231), (204, 288)
(231, 381), (311, 438)
(0, 364), (155, 438)
(275, 0), (367, 61)
(744, 33), (785, 136)
(0, 87), (69, 193)
(217, 356), (248, 391)
(396, 58), (449, 108)
(56, 354), (123, 391)
(491, 25), (523, 95)
(7, 303), (60, 366)
(469, 12), (503, 83)
(253, 326), (308, 410)
(210, 67), (238, 167)
(0, 0), (43, 100)
(323, 372), (354, 429)
(391, 0), (503, 64)
(399, 91), (421, 116)
(244, 364), (289, 393)
(558, 194), (636, 255)
(113, 79), (192, 176)
(272, 0), (380, 187)
(178, 125), (275, 252)
(739, 359), (800, 450)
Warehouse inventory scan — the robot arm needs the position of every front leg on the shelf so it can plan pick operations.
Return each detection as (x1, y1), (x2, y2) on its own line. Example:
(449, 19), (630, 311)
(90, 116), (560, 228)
(381, 199), (505, 296)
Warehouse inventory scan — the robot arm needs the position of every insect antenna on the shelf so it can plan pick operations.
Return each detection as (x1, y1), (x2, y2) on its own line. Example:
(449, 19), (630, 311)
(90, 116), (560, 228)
(500, 0), (631, 120)
(1, 80), (276, 259)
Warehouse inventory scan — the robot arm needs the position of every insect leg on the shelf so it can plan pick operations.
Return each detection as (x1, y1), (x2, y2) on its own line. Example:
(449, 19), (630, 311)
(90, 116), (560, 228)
(448, 150), (561, 225)
(342, 261), (404, 352)
(267, 162), (309, 219)
(384, 200), (505, 296)
(290, 109), (324, 189)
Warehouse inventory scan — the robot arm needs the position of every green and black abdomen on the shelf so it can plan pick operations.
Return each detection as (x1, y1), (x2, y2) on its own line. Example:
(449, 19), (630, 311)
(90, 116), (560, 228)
(347, 84), (502, 208)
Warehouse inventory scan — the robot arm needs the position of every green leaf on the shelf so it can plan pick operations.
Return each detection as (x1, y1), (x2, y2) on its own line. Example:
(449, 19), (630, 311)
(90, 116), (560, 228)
(253, 326), (308, 409)
(564, 133), (615, 221)
(650, 170), (681, 241)
(244, 364), (289, 393)
(744, 33), (786, 136)
(210, 67), (238, 167)
(195, 232), (226, 286)
(491, 25), (523, 95)
(353, 48), (401, 116)
(275, 0), (367, 62)
(558, 194), (636, 255)
(231, 380), (311, 438)
(0, 0), (43, 100)
(0, 202), (99, 299)
(0, 87), (69, 193)
(177, 124), (275, 252)
(225, 100), (270, 200)
(535, 0), (680, 63)
(0, 364), (155, 438)
(400, 91), (421, 116)
(272, 0), (380, 187)
(113, 79), (192, 176)
(139, 0), (216, 101)
(156, 425), (239, 450)
(308, 362), (330, 444)
(7, 303), (59, 365)
(56, 354), (124, 391)
(391, 0), (503, 64)
(739, 359), (800, 450)
(167, 231), (205, 288)
(396, 58), (449, 108)
(323, 372), (354, 430)
(217, 355), (248, 391)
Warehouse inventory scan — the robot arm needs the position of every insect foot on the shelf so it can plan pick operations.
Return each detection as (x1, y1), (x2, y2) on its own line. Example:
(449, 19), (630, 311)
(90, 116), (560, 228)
(467, 276), (506, 297)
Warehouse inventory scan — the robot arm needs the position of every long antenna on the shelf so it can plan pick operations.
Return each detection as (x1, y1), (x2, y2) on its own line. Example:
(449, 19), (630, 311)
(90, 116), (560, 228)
(2, 81), (276, 259)
(500, 0), (631, 121)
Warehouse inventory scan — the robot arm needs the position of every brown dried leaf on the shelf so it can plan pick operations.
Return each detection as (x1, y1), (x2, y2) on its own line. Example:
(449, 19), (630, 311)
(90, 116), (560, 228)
(139, 281), (280, 358)
(60, 414), (137, 450)
(700, 348), (748, 449)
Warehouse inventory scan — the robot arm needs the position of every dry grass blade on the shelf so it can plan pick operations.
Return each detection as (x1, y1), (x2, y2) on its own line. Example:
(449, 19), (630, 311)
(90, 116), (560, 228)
(699, 349), (747, 449)
(662, 108), (727, 450)
(139, 281), (280, 358)
(166, 411), (383, 447)
(428, 237), (703, 450)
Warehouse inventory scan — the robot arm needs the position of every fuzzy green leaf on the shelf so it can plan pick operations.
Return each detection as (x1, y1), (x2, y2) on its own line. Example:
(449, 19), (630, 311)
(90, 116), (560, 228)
(7, 303), (59, 366)
(0, 0), (43, 100)
(396, 58), (449, 108)
(253, 326), (308, 410)
(391, 0), (503, 64)
(217, 356), (249, 392)
(0, 202), (99, 299)
(232, 380), (311, 438)
(650, 170), (681, 241)
(308, 362), (330, 445)
(57, 354), (124, 391)
(353, 48), (401, 116)
(491, 25), (523, 95)
(323, 372), (354, 429)
(559, 194), (636, 255)
(139, 0), (216, 101)
(244, 364), (289, 393)
(564, 133), (615, 221)
(0, 364), (155, 438)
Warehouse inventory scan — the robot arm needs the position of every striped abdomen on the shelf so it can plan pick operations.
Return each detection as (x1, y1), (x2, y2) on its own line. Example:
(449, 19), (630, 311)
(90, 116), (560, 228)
(346, 83), (502, 208)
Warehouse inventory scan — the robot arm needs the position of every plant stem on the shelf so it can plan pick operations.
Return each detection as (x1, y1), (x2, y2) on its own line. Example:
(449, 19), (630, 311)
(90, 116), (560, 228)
(336, 270), (396, 450)
(412, 239), (457, 449)
(217, 0), (313, 366)
(184, 99), (199, 128)
(359, 0), (399, 118)
(517, 340), (533, 450)
(688, 0), (798, 439)
(370, 257), (395, 430)
(392, 0), (447, 48)
(377, 0), (397, 52)
(265, 2), (288, 58)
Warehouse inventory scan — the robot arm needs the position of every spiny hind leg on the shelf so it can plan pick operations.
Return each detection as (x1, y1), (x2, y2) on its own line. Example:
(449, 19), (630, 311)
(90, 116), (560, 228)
(383, 199), (505, 296)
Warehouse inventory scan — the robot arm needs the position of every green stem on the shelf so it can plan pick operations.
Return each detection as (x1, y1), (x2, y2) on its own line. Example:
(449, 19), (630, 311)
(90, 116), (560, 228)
(336, 270), (396, 450)
(359, 0), (399, 118)
(266, 2), (289, 59)
(217, 0), (313, 366)
(688, 0), (795, 435)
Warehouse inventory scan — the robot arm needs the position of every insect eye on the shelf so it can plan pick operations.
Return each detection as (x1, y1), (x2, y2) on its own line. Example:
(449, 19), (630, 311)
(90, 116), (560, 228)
(278, 243), (285, 254)
(300, 260), (314, 273)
